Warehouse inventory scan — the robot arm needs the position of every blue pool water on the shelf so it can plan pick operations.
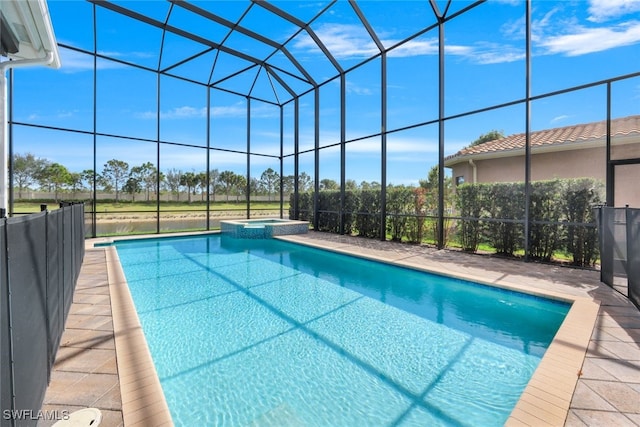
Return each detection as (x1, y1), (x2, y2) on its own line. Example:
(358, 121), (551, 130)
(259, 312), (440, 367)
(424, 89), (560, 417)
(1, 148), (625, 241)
(114, 235), (569, 427)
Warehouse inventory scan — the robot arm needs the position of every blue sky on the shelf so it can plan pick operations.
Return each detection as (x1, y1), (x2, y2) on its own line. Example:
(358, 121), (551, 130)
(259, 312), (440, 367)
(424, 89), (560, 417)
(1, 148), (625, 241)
(7, 0), (640, 187)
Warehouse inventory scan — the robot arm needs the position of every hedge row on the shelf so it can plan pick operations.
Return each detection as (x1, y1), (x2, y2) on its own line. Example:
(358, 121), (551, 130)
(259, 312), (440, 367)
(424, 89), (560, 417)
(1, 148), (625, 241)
(456, 179), (602, 266)
(290, 178), (603, 266)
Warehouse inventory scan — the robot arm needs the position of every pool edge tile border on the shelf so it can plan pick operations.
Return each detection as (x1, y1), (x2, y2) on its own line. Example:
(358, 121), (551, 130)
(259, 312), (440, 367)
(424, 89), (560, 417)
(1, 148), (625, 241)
(104, 245), (174, 427)
(275, 234), (600, 427)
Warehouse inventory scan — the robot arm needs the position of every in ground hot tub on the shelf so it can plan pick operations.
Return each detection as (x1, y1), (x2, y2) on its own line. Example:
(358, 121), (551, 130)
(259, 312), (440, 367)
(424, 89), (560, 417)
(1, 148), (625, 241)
(220, 218), (309, 239)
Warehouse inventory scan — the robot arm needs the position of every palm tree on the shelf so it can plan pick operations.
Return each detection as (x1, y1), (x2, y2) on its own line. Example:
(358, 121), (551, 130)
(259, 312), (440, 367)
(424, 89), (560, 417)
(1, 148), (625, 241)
(179, 172), (200, 204)
(219, 170), (236, 202)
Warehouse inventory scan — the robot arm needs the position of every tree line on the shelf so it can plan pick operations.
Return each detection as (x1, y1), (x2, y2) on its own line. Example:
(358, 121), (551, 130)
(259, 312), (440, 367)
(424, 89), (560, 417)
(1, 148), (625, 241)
(12, 153), (412, 203)
(13, 132), (498, 203)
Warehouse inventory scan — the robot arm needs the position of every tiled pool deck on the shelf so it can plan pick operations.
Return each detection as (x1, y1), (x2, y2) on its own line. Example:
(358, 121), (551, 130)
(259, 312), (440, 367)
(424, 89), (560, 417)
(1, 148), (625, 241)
(40, 231), (640, 426)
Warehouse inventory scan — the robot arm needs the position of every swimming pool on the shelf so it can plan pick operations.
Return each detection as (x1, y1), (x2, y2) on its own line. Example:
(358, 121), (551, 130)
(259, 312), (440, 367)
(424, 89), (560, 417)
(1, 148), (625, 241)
(114, 234), (569, 426)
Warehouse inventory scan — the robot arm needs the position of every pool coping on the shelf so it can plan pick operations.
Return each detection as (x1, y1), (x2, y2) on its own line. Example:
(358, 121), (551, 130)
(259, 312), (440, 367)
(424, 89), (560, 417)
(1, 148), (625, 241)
(105, 245), (173, 427)
(92, 231), (600, 426)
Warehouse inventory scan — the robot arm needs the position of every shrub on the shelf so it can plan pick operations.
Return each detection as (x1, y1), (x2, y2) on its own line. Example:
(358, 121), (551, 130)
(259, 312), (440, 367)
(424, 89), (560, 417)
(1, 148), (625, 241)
(529, 180), (563, 261)
(455, 184), (484, 252)
(405, 187), (427, 243)
(356, 189), (382, 238)
(342, 190), (359, 235)
(386, 186), (414, 242)
(290, 192), (313, 223)
(484, 182), (525, 256)
(316, 190), (341, 232)
(563, 178), (602, 267)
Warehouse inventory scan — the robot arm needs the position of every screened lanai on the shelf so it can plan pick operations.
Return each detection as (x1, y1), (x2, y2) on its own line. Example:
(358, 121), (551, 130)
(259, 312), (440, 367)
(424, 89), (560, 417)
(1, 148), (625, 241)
(3, 2), (640, 425)
(4, 0), (640, 261)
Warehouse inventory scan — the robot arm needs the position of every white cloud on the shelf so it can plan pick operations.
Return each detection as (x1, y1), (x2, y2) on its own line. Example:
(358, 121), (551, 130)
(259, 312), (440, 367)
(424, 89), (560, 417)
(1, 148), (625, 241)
(387, 39), (439, 57)
(163, 106), (208, 119)
(56, 46), (155, 73)
(462, 42), (525, 64)
(539, 21), (640, 56)
(551, 114), (571, 124)
(588, 0), (640, 23)
(294, 24), (379, 59)
(58, 48), (123, 72)
(295, 22), (522, 65)
(531, 7), (564, 44)
(452, 2), (640, 63)
(295, 24), (452, 59)
(57, 110), (77, 119)
(346, 81), (373, 95)
(293, 130), (443, 156)
(135, 102), (276, 120)
(97, 50), (155, 60)
(337, 137), (440, 155)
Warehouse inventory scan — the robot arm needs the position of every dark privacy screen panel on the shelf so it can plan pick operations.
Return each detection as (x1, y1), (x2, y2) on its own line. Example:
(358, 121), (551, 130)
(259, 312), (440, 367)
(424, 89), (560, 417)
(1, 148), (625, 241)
(597, 206), (640, 310)
(627, 209), (640, 309)
(6, 213), (49, 422)
(0, 204), (85, 427)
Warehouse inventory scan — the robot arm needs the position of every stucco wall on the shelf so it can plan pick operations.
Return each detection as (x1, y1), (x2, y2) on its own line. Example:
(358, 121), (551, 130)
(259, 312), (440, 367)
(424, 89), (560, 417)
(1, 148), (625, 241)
(449, 146), (640, 207)
(615, 164), (640, 207)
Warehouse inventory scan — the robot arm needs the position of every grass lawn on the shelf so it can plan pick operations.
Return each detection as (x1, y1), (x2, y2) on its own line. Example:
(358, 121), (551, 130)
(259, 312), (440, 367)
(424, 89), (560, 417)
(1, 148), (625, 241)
(14, 200), (288, 214)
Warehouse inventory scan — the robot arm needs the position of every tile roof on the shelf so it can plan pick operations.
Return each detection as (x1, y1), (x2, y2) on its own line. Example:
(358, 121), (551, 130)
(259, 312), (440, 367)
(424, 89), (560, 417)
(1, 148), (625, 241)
(446, 115), (640, 162)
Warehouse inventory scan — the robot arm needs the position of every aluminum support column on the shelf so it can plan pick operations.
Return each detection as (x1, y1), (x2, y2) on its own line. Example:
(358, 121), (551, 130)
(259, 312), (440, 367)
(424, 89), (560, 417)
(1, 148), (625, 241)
(294, 97), (300, 219)
(437, 18), (445, 249)
(279, 106), (284, 218)
(340, 73), (346, 234)
(206, 87), (211, 229)
(313, 88), (320, 231)
(380, 52), (387, 241)
(524, 0), (532, 260)
(246, 97), (251, 219)
(606, 83), (614, 207)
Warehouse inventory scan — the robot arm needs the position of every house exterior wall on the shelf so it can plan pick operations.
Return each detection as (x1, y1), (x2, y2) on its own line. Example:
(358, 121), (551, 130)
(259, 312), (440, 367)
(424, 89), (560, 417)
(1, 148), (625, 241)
(450, 147), (606, 184)
(614, 164), (640, 207)
(449, 146), (640, 207)
(612, 141), (640, 160)
(451, 162), (473, 186)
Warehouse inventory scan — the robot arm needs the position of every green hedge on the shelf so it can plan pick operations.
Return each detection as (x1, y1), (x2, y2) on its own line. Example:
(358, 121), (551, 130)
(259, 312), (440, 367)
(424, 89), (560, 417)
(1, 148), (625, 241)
(405, 187), (427, 244)
(289, 190), (358, 234)
(290, 177), (602, 266)
(529, 180), (563, 261)
(485, 182), (525, 256)
(290, 192), (314, 222)
(386, 186), (414, 242)
(356, 190), (382, 238)
(455, 178), (602, 265)
(455, 184), (484, 252)
(563, 179), (601, 266)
